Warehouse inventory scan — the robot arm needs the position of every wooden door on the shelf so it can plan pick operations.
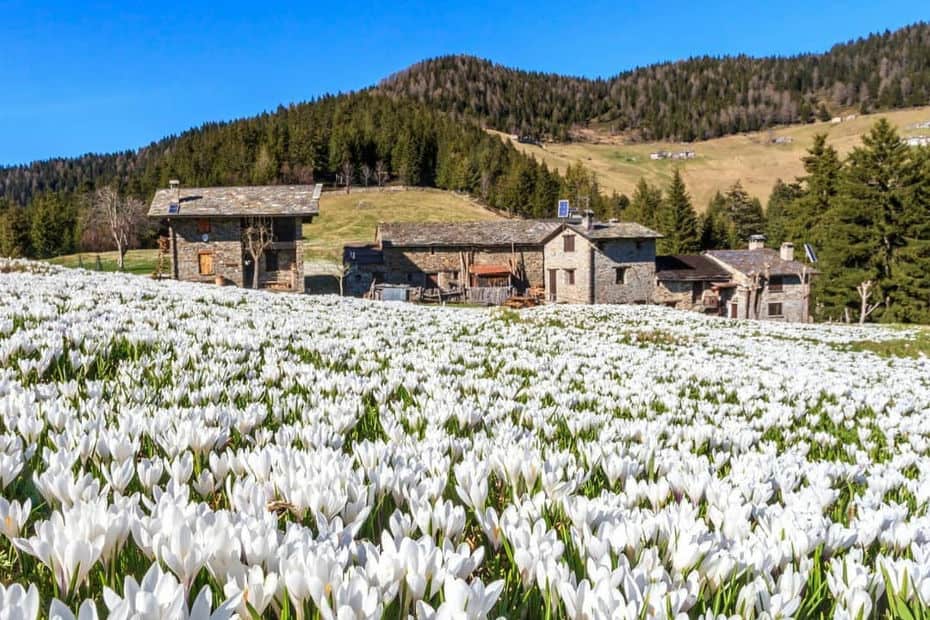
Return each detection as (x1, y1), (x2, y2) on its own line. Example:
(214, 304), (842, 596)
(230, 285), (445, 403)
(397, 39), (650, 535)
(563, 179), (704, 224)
(548, 269), (557, 301)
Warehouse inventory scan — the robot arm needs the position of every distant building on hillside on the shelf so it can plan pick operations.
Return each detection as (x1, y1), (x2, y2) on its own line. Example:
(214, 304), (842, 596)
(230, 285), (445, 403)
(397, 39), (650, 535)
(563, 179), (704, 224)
(148, 181), (321, 292)
(903, 136), (930, 147)
(650, 150), (695, 160)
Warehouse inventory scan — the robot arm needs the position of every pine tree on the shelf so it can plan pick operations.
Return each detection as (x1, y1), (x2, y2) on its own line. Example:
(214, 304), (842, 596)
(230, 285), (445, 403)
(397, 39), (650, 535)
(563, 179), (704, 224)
(656, 169), (700, 254)
(699, 192), (735, 250)
(722, 181), (765, 244)
(764, 179), (803, 247)
(816, 119), (917, 321)
(625, 178), (662, 228)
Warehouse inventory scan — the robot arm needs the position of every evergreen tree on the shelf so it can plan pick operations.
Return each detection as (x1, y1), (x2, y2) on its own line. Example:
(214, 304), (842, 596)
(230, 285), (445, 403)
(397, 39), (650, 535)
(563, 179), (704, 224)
(0, 201), (30, 257)
(656, 169), (700, 254)
(764, 179), (803, 247)
(625, 178), (662, 228)
(816, 119), (919, 321)
(722, 181), (765, 244)
(699, 192), (735, 250)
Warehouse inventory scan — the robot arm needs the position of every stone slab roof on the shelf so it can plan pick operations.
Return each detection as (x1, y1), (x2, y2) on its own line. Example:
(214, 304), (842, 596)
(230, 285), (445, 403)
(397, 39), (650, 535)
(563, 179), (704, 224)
(148, 184), (321, 218)
(567, 221), (663, 240)
(377, 221), (560, 247)
(705, 248), (817, 276)
(655, 254), (731, 281)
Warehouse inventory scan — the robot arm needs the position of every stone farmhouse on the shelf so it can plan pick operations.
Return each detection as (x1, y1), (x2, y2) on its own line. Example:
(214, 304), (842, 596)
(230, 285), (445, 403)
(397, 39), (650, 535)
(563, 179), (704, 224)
(657, 237), (816, 322)
(654, 254), (732, 313)
(704, 238), (816, 322)
(344, 213), (662, 304)
(347, 219), (816, 322)
(148, 181), (320, 292)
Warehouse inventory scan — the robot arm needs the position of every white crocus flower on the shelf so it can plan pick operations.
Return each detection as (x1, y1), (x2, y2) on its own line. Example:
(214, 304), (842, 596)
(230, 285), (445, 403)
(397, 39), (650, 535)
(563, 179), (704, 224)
(0, 583), (39, 620)
(0, 496), (31, 540)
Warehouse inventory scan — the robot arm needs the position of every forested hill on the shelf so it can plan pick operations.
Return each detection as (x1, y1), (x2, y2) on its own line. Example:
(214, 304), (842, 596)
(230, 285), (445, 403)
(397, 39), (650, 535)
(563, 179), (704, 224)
(0, 93), (584, 214)
(378, 23), (930, 141)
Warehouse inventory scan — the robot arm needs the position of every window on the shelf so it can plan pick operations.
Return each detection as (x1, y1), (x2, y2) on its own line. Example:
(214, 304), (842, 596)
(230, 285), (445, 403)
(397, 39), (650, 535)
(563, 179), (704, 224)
(691, 281), (704, 303)
(274, 218), (297, 242)
(565, 269), (575, 285)
(196, 219), (211, 235)
(264, 250), (279, 272)
(563, 235), (575, 252)
(768, 302), (783, 317)
(197, 252), (214, 276)
(769, 275), (784, 292)
(430, 247), (436, 255)
(615, 267), (628, 284)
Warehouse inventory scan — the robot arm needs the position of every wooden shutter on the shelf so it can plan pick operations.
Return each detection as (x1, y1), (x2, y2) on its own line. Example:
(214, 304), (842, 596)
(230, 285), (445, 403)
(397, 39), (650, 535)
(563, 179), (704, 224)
(198, 252), (214, 275)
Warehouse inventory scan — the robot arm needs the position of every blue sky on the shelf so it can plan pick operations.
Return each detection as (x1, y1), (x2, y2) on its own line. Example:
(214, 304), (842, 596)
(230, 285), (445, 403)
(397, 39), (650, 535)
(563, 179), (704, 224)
(1, 1), (926, 165)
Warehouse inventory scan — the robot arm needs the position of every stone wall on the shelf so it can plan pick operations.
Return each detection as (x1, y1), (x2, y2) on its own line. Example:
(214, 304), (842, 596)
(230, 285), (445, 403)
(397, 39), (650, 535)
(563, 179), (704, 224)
(380, 246), (545, 290)
(542, 231), (592, 303)
(593, 239), (656, 304)
(654, 280), (721, 312)
(171, 217), (304, 292)
(725, 273), (808, 322)
(172, 218), (244, 287)
(543, 232), (656, 304)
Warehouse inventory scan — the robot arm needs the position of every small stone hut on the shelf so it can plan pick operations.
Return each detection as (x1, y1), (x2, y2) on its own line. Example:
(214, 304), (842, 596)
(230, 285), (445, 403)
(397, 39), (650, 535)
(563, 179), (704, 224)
(148, 182), (320, 291)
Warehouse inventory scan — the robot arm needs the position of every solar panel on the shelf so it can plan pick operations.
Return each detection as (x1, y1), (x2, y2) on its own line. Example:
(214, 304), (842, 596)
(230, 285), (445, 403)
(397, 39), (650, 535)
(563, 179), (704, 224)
(804, 243), (818, 263)
(168, 203), (180, 215)
(557, 199), (570, 218)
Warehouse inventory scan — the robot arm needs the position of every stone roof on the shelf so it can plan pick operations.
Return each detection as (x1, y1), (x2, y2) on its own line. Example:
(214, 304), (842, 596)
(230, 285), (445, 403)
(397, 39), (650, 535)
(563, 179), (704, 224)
(377, 221), (560, 247)
(148, 184), (321, 218)
(376, 219), (661, 248)
(566, 221), (663, 240)
(655, 255), (731, 281)
(705, 248), (817, 276)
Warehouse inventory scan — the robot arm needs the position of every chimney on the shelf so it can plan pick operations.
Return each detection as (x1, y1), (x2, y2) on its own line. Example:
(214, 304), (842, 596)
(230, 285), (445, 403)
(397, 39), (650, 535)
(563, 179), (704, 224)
(169, 179), (181, 207)
(581, 210), (594, 231)
(748, 234), (766, 251)
(780, 242), (794, 261)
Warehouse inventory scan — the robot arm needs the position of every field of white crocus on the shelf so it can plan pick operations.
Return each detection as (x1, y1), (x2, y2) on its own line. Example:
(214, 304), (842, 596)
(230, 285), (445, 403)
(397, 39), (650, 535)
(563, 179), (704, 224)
(1, 261), (929, 620)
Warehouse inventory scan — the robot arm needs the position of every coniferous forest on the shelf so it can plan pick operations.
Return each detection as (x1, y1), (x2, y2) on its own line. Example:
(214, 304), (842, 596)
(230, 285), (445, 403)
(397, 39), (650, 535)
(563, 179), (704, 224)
(1, 23), (929, 322)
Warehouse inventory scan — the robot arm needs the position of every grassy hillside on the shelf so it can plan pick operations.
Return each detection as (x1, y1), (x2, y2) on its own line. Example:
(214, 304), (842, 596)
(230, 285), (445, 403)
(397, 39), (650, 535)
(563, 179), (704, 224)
(47, 188), (504, 276)
(497, 105), (930, 210)
(303, 188), (504, 263)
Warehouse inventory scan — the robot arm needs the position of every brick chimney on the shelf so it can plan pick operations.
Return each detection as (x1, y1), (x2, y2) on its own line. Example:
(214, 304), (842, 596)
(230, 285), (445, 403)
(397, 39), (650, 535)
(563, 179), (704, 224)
(780, 242), (794, 261)
(581, 210), (594, 231)
(748, 234), (766, 250)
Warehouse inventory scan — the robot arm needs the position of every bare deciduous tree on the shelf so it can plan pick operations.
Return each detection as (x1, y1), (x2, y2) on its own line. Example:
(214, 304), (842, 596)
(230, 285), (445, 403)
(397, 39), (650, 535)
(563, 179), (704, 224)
(85, 187), (148, 271)
(375, 160), (389, 190)
(360, 164), (372, 188)
(336, 262), (351, 297)
(242, 217), (275, 289)
(856, 279), (887, 324)
(341, 160), (355, 194)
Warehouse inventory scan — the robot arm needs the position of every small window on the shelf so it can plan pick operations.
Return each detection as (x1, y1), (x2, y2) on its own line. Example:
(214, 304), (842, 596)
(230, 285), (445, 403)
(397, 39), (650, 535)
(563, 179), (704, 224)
(565, 269), (575, 285)
(264, 250), (279, 272)
(769, 275), (784, 292)
(768, 302), (783, 317)
(563, 235), (575, 252)
(430, 247), (436, 255)
(198, 252), (214, 276)
(691, 281), (704, 303)
(615, 267), (628, 284)
(196, 219), (211, 235)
